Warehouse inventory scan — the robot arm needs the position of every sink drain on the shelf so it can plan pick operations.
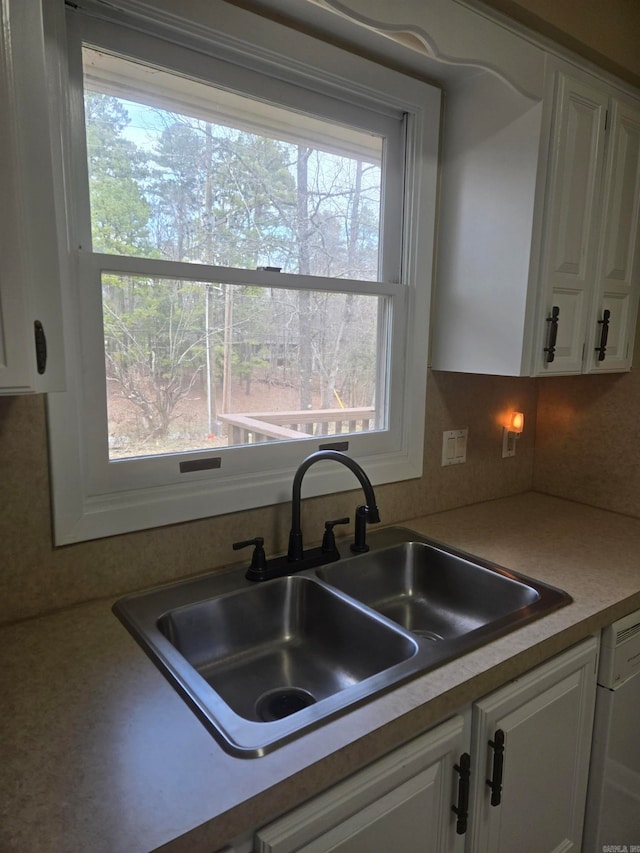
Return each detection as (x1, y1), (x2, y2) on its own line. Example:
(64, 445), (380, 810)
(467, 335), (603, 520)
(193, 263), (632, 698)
(256, 687), (316, 722)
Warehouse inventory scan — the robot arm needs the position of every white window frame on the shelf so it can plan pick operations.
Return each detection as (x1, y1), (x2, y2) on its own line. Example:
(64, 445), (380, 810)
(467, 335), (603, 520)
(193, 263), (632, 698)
(45, 0), (441, 544)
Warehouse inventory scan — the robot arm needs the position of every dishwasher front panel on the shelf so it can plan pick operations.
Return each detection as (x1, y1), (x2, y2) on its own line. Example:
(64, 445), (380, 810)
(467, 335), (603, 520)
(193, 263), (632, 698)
(584, 609), (640, 851)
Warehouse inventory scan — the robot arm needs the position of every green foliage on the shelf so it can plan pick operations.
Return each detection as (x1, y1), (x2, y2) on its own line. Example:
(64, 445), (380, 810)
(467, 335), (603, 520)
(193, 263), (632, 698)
(85, 93), (153, 255)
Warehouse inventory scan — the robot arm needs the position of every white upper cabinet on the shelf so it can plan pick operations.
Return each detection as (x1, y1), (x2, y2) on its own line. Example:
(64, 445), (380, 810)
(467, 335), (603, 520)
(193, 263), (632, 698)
(0, 0), (65, 394)
(533, 74), (609, 375)
(535, 73), (640, 376)
(314, 1), (640, 378)
(584, 98), (640, 373)
(430, 71), (546, 376)
(432, 64), (640, 377)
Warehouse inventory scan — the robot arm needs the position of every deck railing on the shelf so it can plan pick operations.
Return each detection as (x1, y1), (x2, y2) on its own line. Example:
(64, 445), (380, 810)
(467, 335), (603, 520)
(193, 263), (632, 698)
(218, 407), (376, 445)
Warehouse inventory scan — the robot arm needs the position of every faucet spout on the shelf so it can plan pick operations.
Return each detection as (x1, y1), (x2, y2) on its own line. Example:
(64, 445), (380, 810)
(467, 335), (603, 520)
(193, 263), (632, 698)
(288, 450), (380, 561)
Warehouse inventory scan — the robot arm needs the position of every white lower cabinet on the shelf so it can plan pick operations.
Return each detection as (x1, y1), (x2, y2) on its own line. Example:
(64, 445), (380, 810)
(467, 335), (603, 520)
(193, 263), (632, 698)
(468, 636), (598, 852)
(254, 714), (469, 853)
(253, 637), (598, 853)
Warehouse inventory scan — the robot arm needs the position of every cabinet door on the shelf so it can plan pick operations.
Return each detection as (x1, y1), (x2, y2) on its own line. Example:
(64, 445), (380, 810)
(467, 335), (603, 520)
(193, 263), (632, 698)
(535, 75), (608, 375)
(0, 0), (34, 392)
(0, 0), (65, 393)
(255, 715), (467, 853)
(468, 637), (597, 853)
(585, 99), (640, 373)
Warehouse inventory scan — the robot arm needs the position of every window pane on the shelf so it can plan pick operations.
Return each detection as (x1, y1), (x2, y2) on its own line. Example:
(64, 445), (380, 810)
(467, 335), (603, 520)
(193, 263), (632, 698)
(103, 274), (383, 460)
(83, 49), (383, 279)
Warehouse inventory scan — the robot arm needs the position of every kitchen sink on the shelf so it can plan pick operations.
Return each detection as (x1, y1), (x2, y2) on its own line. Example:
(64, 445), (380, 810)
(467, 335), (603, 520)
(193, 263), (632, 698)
(316, 540), (545, 642)
(113, 526), (571, 757)
(158, 575), (417, 724)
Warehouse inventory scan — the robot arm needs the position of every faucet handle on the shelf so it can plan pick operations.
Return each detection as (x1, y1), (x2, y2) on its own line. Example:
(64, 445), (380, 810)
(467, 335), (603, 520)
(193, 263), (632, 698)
(350, 504), (380, 554)
(233, 536), (267, 572)
(322, 517), (350, 553)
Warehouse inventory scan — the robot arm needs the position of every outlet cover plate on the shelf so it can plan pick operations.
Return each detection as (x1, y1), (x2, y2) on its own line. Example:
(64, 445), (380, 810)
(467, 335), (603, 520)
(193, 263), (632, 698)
(442, 429), (468, 466)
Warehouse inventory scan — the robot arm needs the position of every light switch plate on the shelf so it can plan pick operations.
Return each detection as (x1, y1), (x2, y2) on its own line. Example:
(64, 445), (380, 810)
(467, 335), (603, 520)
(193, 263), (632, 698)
(442, 428), (468, 466)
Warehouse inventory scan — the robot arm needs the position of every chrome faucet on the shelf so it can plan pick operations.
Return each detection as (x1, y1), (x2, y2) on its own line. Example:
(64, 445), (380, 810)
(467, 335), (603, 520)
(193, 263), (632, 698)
(235, 449), (381, 580)
(288, 450), (380, 561)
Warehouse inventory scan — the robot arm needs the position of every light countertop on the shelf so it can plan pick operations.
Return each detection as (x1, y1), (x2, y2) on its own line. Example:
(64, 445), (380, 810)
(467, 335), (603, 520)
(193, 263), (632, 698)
(2, 492), (640, 853)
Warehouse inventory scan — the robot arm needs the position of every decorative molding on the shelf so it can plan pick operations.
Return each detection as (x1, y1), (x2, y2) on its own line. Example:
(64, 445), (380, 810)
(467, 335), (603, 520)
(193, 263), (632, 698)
(309, 0), (546, 99)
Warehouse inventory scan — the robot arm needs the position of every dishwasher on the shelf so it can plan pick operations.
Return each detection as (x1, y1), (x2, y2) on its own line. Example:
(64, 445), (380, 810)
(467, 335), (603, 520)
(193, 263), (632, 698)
(584, 607), (640, 850)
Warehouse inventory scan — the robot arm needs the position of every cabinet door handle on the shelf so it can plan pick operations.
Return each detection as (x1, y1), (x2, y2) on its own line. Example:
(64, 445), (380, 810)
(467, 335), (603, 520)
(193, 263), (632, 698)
(34, 320), (47, 374)
(486, 728), (505, 806)
(595, 309), (611, 361)
(452, 752), (470, 834)
(544, 306), (560, 363)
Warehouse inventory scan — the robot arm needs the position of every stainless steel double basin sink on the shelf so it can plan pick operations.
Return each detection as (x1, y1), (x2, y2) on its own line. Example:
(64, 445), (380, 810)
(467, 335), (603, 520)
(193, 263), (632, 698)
(113, 527), (571, 756)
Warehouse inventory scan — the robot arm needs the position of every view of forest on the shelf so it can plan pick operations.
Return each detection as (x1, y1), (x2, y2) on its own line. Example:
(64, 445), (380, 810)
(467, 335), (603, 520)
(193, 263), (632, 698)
(84, 66), (384, 459)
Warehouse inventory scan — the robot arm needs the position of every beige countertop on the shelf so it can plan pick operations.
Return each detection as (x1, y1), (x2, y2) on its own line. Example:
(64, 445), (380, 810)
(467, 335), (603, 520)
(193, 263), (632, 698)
(2, 492), (640, 853)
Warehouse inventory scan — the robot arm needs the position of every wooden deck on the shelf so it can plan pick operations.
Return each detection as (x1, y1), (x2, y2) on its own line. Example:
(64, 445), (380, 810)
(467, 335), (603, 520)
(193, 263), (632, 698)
(218, 407), (376, 444)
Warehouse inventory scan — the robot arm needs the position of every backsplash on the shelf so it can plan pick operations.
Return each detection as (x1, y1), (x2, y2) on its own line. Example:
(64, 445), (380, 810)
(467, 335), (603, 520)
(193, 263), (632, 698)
(0, 369), (536, 625)
(4, 333), (640, 628)
(4, 312), (639, 628)
(534, 330), (640, 518)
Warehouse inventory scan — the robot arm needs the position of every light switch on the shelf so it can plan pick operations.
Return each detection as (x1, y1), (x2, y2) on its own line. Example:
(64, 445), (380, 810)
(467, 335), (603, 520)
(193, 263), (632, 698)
(442, 429), (468, 466)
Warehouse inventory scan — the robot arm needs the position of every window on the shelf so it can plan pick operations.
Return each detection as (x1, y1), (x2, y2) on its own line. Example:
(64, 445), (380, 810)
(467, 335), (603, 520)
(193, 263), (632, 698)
(46, 0), (440, 543)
